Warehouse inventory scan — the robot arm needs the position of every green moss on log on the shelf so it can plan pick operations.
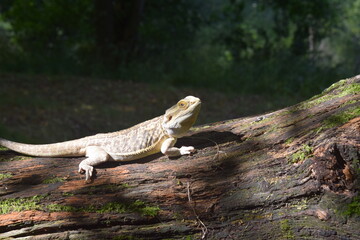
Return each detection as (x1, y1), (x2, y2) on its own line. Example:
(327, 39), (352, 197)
(288, 144), (313, 164)
(42, 176), (66, 184)
(280, 219), (295, 239)
(296, 82), (360, 111)
(47, 200), (160, 217)
(314, 106), (360, 134)
(0, 195), (46, 214)
(0, 173), (12, 180)
(343, 197), (360, 217)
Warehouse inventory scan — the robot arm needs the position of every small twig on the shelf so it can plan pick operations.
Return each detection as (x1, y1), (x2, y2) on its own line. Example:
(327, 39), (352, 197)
(187, 181), (192, 202)
(187, 181), (208, 239)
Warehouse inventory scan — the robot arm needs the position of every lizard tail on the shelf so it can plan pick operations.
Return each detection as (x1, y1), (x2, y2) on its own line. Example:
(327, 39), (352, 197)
(0, 138), (85, 157)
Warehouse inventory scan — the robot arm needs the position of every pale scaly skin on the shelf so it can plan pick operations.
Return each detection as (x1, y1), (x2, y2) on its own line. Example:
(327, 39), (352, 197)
(0, 96), (201, 181)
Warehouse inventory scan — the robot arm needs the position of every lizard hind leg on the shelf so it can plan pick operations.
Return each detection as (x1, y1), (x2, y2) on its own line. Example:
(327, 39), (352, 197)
(79, 146), (110, 181)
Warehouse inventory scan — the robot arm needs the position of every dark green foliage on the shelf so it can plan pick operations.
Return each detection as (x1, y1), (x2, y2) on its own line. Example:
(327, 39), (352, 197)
(0, 0), (359, 97)
(4, 0), (92, 50)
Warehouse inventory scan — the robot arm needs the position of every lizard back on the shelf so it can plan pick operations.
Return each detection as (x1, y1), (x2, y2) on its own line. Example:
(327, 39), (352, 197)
(0, 116), (167, 160)
(82, 116), (167, 160)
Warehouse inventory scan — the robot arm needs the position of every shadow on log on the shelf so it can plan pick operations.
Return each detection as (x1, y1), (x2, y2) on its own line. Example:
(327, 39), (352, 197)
(0, 76), (359, 239)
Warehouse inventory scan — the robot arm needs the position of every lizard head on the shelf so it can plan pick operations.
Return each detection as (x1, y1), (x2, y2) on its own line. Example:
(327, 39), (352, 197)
(162, 96), (201, 137)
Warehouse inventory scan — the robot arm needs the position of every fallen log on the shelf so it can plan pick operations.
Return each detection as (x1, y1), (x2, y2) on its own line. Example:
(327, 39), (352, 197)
(0, 75), (359, 239)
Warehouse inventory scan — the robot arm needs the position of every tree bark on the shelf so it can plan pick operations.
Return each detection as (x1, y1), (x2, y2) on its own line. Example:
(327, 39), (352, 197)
(0, 76), (359, 239)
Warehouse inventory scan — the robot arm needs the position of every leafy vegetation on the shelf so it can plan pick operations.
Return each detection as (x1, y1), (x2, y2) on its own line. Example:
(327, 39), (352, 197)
(0, 0), (359, 98)
(288, 144), (313, 164)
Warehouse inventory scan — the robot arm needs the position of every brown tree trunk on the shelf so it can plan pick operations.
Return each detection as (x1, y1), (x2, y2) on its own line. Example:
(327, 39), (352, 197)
(94, 0), (145, 63)
(1, 76), (359, 239)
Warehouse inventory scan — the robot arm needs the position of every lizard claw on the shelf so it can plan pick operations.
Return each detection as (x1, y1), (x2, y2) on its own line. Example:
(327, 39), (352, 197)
(180, 146), (196, 155)
(79, 162), (93, 181)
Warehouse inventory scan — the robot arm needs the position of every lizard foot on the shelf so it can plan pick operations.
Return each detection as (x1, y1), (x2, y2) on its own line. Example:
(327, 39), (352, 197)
(79, 162), (94, 181)
(179, 146), (196, 155)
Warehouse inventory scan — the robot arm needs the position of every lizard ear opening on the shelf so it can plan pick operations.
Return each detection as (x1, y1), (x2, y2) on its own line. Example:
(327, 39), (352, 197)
(167, 115), (173, 121)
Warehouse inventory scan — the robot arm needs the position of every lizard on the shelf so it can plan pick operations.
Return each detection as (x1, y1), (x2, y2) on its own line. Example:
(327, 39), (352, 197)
(0, 96), (201, 181)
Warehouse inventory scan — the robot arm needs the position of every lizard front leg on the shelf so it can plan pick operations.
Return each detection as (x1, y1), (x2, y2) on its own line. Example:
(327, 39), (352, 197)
(161, 137), (195, 157)
(79, 146), (110, 181)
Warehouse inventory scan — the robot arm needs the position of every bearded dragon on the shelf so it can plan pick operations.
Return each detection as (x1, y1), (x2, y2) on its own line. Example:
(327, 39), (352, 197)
(0, 96), (201, 181)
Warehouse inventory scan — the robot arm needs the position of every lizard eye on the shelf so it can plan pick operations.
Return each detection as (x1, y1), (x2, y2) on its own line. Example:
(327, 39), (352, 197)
(178, 101), (187, 108)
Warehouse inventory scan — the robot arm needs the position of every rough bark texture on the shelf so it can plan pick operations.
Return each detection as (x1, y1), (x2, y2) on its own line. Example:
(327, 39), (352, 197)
(1, 76), (360, 240)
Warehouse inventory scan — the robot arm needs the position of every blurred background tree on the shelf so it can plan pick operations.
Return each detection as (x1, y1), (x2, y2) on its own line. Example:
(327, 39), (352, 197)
(0, 0), (359, 97)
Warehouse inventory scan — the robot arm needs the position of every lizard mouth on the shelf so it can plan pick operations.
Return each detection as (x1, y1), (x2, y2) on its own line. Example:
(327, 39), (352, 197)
(185, 96), (201, 105)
